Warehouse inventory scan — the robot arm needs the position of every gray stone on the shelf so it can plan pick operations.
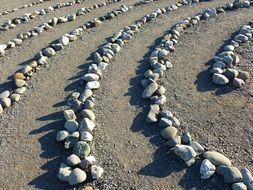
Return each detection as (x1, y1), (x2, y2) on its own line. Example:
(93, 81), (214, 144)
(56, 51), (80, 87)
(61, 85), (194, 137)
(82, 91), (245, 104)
(10, 94), (21, 102)
(204, 151), (232, 166)
(79, 89), (92, 102)
(84, 99), (95, 109)
(159, 117), (172, 127)
(166, 135), (181, 148)
(63, 109), (76, 121)
(238, 71), (250, 81)
(142, 82), (158, 99)
(234, 34), (249, 43)
(68, 168), (87, 185)
(80, 131), (93, 142)
(160, 110), (173, 119)
(213, 61), (226, 69)
(56, 130), (69, 142)
(15, 79), (26, 87)
(0, 105), (3, 114)
(232, 182), (247, 190)
(146, 104), (160, 123)
(217, 166), (243, 183)
(224, 45), (235, 51)
(200, 159), (216, 179)
(85, 81), (100, 90)
(58, 162), (71, 182)
(224, 68), (239, 79)
(43, 47), (56, 57)
(172, 116), (180, 127)
(64, 131), (79, 149)
(174, 145), (197, 162)
(91, 165), (104, 179)
(190, 141), (204, 155)
(79, 155), (96, 170)
(241, 168), (253, 190)
(82, 73), (99, 82)
(233, 78), (245, 88)
(64, 120), (79, 132)
(181, 131), (191, 144)
(66, 154), (81, 167)
(156, 85), (166, 96)
(212, 73), (229, 85)
(81, 109), (95, 121)
(1, 98), (11, 108)
(73, 141), (91, 158)
(79, 118), (95, 133)
(160, 126), (177, 140)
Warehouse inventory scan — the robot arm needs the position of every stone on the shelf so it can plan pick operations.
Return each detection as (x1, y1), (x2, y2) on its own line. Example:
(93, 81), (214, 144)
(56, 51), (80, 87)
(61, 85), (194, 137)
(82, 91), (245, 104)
(79, 155), (96, 170)
(83, 186), (93, 190)
(66, 154), (81, 167)
(146, 104), (160, 123)
(1, 97), (11, 108)
(172, 116), (180, 127)
(159, 117), (172, 127)
(63, 109), (76, 120)
(224, 68), (239, 79)
(174, 145), (197, 162)
(79, 89), (93, 102)
(238, 71), (250, 82)
(142, 82), (158, 99)
(204, 151), (232, 166)
(0, 105), (3, 114)
(73, 141), (91, 158)
(234, 34), (249, 43)
(64, 120), (79, 132)
(233, 78), (245, 88)
(0, 91), (10, 99)
(79, 118), (95, 133)
(224, 45), (235, 51)
(91, 165), (104, 179)
(82, 73), (99, 82)
(10, 94), (21, 102)
(190, 141), (204, 155)
(160, 126), (177, 140)
(64, 131), (79, 149)
(181, 131), (191, 144)
(56, 130), (69, 142)
(68, 168), (87, 185)
(213, 61), (226, 69)
(58, 163), (71, 182)
(81, 109), (95, 121)
(217, 166), (243, 183)
(22, 65), (33, 74)
(14, 72), (26, 80)
(43, 47), (56, 57)
(15, 87), (26, 94)
(156, 86), (166, 96)
(85, 81), (100, 90)
(232, 182), (247, 190)
(241, 168), (253, 190)
(155, 95), (166, 105)
(166, 136), (181, 148)
(200, 159), (216, 179)
(15, 79), (26, 87)
(212, 73), (229, 85)
(80, 131), (93, 142)
(160, 110), (173, 119)
(59, 36), (69, 46)
(84, 99), (95, 109)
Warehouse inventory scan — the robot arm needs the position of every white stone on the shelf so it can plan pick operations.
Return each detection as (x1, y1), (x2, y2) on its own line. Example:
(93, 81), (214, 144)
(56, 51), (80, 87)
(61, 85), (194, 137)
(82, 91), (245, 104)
(200, 159), (216, 179)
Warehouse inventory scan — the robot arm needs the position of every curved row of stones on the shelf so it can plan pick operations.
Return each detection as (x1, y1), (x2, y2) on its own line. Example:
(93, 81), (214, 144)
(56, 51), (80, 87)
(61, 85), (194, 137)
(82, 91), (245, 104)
(0, 0), (53, 18)
(0, 0), (124, 57)
(0, 0), (91, 32)
(55, 0), (211, 187)
(211, 24), (252, 87)
(0, 0), (165, 115)
(140, 1), (253, 190)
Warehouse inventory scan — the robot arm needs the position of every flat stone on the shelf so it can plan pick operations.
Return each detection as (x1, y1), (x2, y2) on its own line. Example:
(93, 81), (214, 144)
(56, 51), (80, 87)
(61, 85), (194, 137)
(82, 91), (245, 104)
(81, 109), (95, 121)
(160, 110), (173, 119)
(200, 159), (216, 179)
(204, 151), (232, 166)
(66, 154), (81, 167)
(68, 168), (87, 185)
(142, 82), (158, 99)
(56, 130), (69, 142)
(22, 65), (32, 74)
(91, 165), (104, 179)
(160, 126), (177, 140)
(79, 118), (95, 133)
(84, 99), (95, 109)
(73, 141), (91, 158)
(217, 166), (243, 183)
(58, 162), (71, 182)
(232, 182), (247, 190)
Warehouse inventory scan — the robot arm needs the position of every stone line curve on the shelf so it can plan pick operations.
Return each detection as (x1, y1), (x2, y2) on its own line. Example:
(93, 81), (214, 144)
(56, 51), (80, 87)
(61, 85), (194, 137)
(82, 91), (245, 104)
(138, 1), (253, 190)
(0, 0), (54, 18)
(0, 0), (191, 114)
(54, 0), (214, 187)
(0, 0), (124, 57)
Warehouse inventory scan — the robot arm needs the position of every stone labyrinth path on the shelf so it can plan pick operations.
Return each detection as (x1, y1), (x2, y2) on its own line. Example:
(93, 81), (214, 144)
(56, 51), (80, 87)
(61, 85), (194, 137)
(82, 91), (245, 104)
(0, 0), (252, 189)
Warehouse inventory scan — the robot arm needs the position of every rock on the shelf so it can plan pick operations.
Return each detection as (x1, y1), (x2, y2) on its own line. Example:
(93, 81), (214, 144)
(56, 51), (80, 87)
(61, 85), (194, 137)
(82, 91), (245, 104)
(64, 120), (79, 132)
(79, 89), (93, 102)
(91, 165), (104, 179)
(181, 131), (191, 144)
(43, 47), (56, 57)
(233, 78), (245, 88)
(224, 68), (239, 79)
(10, 94), (21, 102)
(81, 109), (95, 121)
(85, 81), (100, 90)
(80, 131), (93, 142)
(56, 130), (69, 142)
(66, 154), (81, 167)
(22, 65), (33, 74)
(212, 73), (229, 85)
(63, 109), (76, 120)
(79, 155), (96, 170)
(1, 98), (11, 108)
(84, 99), (95, 109)
(167, 136), (181, 148)
(15, 87), (26, 94)
(204, 151), (232, 166)
(241, 168), (253, 190)
(0, 105), (3, 114)
(0, 91), (10, 99)
(73, 141), (91, 158)
(232, 182), (247, 190)
(217, 166), (243, 183)
(174, 145), (197, 162)
(58, 163), (71, 182)
(159, 117), (172, 127)
(155, 95), (166, 105)
(82, 73), (99, 82)
(15, 79), (26, 87)
(160, 126), (177, 140)
(190, 141), (204, 155)
(172, 116), (180, 127)
(224, 45), (235, 51)
(156, 85), (166, 96)
(146, 104), (159, 123)
(79, 118), (95, 133)
(68, 168), (87, 185)
(142, 82), (158, 99)
(64, 132), (79, 149)
(14, 73), (26, 80)
(213, 61), (226, 69)
(234, 34), (249, 43)
(59, 36), (69, 46)
(83, 186), (93, 190)
(238, 71), (250, 82)
(200, 159), (216, 179)
(160, 110), (173, 119)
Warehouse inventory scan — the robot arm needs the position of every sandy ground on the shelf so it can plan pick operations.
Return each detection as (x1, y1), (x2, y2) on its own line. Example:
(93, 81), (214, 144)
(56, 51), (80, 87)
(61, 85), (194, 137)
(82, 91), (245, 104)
(0, 0), (252, 189)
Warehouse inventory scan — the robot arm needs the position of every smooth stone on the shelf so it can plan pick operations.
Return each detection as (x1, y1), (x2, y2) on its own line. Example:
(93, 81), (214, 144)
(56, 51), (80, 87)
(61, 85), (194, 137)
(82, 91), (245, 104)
(0, 90), (10, 99)
(156, 85), (166, 96)
(238, 71), (250, 81)
(73, 141), (91, 158)
(14, 73), (26, 80)
(160, 110), (173, 119)
(200, 159), (216, 179)
(181, 131), (191, 144)
(68, 168), (87, 186)
(79, 155), (96, 170)
(174, 145), (197, 162)
(56, 130), (69, 142)
(82, 73), (99, 82)
(217, 166), (243, 183)
(84, 99), (95, 109)
(0, 105), (3, 114)
(234, 34), (249, 43)
(1, 98), (11, 108)
(81, 109), (95, 121)
(80, 131), (93, 142)
(43, 47), (56, 57)
(204, 151), (232, 166)
(79, 118), (95, 133)
(232, 182), (247, 190)
(224, 45), (235, 51)
(91, 165), (104, 179)
(59, 36), (69, 46)
(14, 87), (26, 94)
(66, 154), (81, 167)
(10, 94), (21, 102)
(190, 141), (204, 155)
(15, 79), (26, 87)
(159, 117), (172, 127)
(22, 65), (32, 74)
(64, 131), (79, 149)
(241, 168), (253, 190)
(155, 95), (166, 105)
(58, 163), (71, 182)
(79, 89), (93, 102)
(142, 82), (158, 99)
(160, 126), (177, 140)
(212, 73), (229, 85)
(233, 78), (245, 88)
(213, 61), (226, 69)
(166, 135), (181, 148)
(172, 116), (180, 127)
(64, 120), (79, 132)
(85, 81), (100, 90)
(63, 109), (76, 120)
